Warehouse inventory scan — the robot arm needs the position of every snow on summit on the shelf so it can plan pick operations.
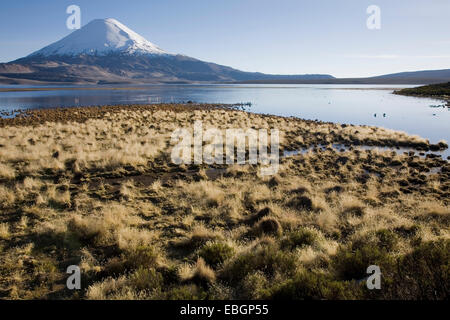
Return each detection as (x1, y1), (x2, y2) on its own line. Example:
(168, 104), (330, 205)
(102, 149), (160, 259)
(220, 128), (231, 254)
(30, 18), (169, 56)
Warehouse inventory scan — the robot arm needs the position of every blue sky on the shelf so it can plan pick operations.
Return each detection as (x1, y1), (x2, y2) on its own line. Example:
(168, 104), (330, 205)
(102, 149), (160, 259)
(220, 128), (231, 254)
(0, 0), (449, 77)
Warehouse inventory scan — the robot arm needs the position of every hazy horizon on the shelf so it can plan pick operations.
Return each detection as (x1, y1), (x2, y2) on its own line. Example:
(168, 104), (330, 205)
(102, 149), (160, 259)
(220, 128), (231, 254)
(1, 0), (449, 78)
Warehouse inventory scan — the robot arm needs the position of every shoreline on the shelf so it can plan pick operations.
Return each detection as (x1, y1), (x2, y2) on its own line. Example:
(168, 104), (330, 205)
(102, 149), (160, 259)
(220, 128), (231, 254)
(0, 83), (436, 93)
(0, 103), (447, 153)
(393, 82), (450, 105)
(0, 87), (157, 92)
(0, 85), (413, 93)
(394, 92), (450, 105)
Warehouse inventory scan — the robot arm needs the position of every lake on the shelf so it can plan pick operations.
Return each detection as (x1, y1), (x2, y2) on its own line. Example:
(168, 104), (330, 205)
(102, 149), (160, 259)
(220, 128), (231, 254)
(0, 84), (448, 155)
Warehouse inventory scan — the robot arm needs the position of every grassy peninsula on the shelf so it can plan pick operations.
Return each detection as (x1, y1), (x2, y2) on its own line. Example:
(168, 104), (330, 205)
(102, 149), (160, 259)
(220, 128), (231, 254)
(394, 82), (450, 103)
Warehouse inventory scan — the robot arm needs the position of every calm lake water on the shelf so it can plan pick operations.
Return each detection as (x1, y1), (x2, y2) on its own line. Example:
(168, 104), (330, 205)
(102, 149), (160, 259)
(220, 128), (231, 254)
(0, 84), (449, 155)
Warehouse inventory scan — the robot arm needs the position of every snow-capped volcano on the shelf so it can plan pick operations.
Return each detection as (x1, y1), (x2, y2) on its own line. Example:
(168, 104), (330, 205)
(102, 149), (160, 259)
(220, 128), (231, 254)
(30, 18), (169, 57)
(0, 18), (334, 84)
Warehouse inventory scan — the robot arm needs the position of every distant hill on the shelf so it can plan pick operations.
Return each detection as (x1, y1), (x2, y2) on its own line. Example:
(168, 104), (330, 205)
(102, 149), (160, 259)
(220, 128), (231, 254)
(393, 82), (450, 101)
(235, 69), (450, 85)
(0, 18), (333, 84)
(367, 69), (450, 84)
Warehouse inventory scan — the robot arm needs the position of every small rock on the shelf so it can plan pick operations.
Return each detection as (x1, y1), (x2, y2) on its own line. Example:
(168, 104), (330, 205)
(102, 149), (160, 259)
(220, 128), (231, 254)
(255, 218), (282, 236)
(247, 207), (272, 224)
(288, 195), (313, 211)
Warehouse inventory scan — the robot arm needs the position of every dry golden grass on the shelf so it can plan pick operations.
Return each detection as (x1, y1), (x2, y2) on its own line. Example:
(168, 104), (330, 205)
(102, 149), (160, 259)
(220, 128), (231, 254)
(0, 104), (448, 300)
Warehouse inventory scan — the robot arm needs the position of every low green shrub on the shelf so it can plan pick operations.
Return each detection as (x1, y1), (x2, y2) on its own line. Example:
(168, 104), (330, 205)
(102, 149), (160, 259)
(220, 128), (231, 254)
(281, 229), (317, 249)
(389, 240), (449, 300)
(221, 243), (297, 283)
(270, 271), (361, 300)
(239, 271), (270, 299)
(333, 244), (392, 280)
(375, 229), (398, 251)
(123, 245), (159, 270)
(129, 267), (163, 292)
(198, 242), (235, 267)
